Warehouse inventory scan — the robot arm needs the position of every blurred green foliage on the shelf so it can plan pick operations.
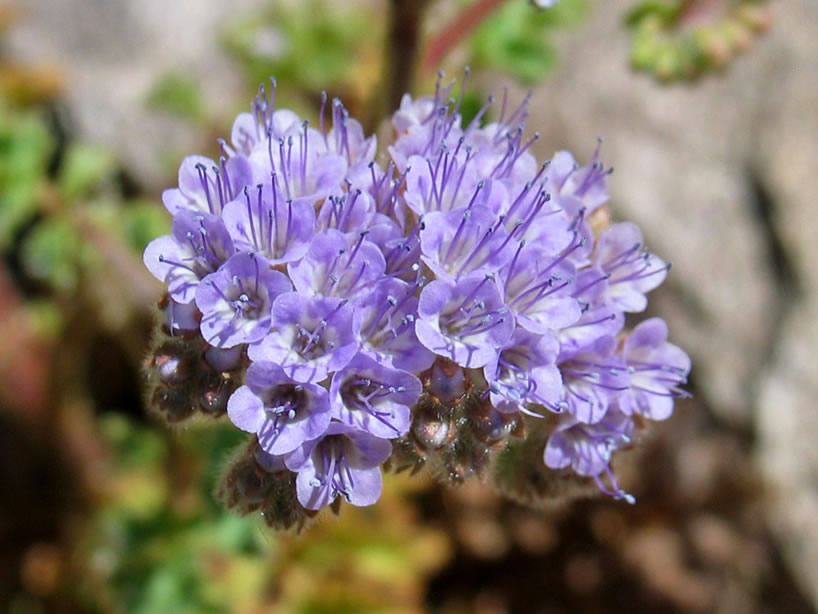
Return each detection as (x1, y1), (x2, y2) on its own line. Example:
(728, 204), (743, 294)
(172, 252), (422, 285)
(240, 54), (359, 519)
(626, 0), (772, 82)
(0, 105), (52, 250)
(145, 74), (206, 122)
(222, 0), (370, 96)
(0, 106), (168, 358)
(76, 416), (447, 614)
(471, 0), (588, 84)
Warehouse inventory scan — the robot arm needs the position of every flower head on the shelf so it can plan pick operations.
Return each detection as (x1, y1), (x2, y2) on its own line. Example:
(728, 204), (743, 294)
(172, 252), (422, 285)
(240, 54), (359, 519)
(145, 76), (689, 518)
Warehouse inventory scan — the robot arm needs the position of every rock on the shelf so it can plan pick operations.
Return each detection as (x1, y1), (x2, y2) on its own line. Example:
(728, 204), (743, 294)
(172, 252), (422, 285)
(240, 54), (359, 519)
(753, 1), (818, 606)
(517, 0), (818, 605)
(522, 0), (781, 427)
(5, 0), (267, 188)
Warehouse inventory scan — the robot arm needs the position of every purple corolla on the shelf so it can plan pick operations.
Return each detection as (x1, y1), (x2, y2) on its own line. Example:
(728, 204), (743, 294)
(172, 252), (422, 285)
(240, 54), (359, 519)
(248, 126), (347, 203)
(195, 252), (291, 348)
(286, 423), (392, 510)
(357, 277), (435, 372)
(592, 222), (669, 313)
(143, 209), (235, 304)
(420, 204), (517, 282)
(162, 152), (253, 216)
(221, 180), (315, 265)
(416, 273), (514, 368)
(498, 241), (582, 334)
(248, 293), (359, 383)
(619, 317), (691, 420)
(557, 332), (630, 424)
(228, 361), (332, 455)
(483, 328), (562, 415)
(329, 352), (421, 438)
(288, 229), (386, 302)
(544, 405), (635, 502)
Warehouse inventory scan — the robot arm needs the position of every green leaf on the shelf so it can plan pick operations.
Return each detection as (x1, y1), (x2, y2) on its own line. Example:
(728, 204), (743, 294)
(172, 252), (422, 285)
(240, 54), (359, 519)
(0, 108), (53, 249)
(145, 73), (205, 121)
(471, 0), (587, 84)
(20, 218), (79, 290)
(57, 143), (116, 202)
(222, 0), (368, 93)
(120, 200), (171, 253)
(625, 1), (680, 27)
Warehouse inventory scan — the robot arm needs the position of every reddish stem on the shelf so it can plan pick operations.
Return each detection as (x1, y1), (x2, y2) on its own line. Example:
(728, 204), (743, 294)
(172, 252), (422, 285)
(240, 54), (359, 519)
(423, 0), (510, 73)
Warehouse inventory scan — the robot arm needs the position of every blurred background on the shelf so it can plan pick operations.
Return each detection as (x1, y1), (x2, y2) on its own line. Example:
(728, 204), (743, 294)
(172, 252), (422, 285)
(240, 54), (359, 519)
(1, 0), (816, 612)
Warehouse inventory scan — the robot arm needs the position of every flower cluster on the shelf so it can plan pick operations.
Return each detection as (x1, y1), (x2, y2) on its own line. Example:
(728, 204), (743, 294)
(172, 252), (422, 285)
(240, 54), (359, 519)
(144, 76), (689, 521)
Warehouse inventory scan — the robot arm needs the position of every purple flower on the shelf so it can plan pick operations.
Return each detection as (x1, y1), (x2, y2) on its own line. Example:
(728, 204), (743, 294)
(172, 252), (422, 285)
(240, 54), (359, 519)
(316, 191), (403, 266)
(329, 352), (421, 438)
(227, 361), (332, 455)
(221, 180), (315, 265)
(142, 77), (691, 516)
(416, 274), (514, 368)
(230, 80), (303, 156)
(389, 86), (463, 171)
(404, 150), (508, 216)
(392, 92), (445, 137)
(143, 209), (235, 304)
(498, 171), (573, 251)
(195, 253), (291, 348)
(357, 277), (434, 372)
(288, 229), (386, 302)
(483, 328), (562, 415)
(162, 151), (253, 216)
(247, 126), (347, 203)
(315, 95), (377, 173)
(468, 127), (540, 188)
(420, 204), (517, 282)
(546, 144), (611, 216)
(557, 333), (629, 424)
(498, 241), (582, 334)
(248, 293), (359, 383)
(544, 406), (635, 502)
(619, 318), (691, 420)
(285, 423), (392, 510)
(593, 223), (669, 312)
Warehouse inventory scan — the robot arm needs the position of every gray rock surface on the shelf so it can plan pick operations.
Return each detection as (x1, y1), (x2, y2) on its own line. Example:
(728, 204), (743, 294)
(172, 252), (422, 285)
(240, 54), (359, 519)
(522, 0), (781, 428)
(521, 0), (818, 605)
(6, 0), (268, 187)
(752, 2), (818, 606)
